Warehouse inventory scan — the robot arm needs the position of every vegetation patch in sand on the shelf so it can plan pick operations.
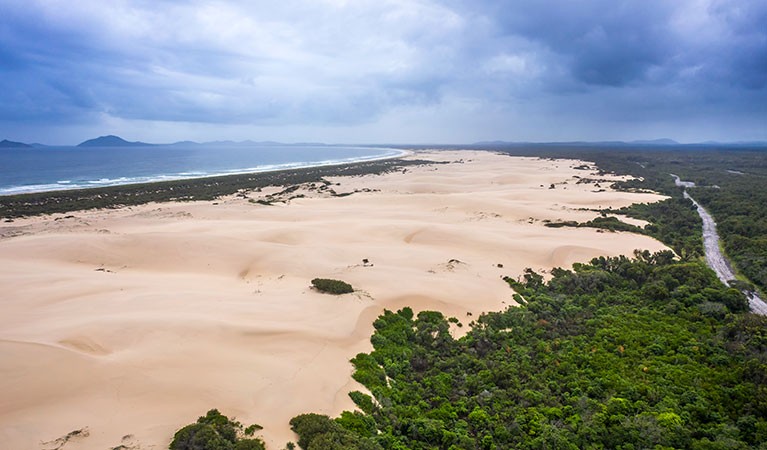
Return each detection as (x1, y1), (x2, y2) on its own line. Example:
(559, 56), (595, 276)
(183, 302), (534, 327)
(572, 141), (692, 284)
(170, 409), (265, 450)
(311, 278), (355, 295)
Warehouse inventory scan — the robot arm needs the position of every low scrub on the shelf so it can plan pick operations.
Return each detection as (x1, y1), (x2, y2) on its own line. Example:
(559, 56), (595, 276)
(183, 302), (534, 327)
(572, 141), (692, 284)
(311, 278), (354, 295)
(170, 409), (264, 450)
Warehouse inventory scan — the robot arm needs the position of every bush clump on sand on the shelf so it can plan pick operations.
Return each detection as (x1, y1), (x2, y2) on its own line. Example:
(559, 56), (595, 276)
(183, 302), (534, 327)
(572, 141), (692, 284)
(289, 414), (381, 450)
(311, 278), (354, 295)
(170, 409), (265, 450)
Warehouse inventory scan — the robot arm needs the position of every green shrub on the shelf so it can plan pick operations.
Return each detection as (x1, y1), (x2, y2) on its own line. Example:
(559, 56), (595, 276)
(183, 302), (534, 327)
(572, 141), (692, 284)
(169, 409), (265, 450)
(311, 278), (354, 295)
(327, 254), (765, 449)
(348, 391), (376, 415)
(289, 414), (382, 450)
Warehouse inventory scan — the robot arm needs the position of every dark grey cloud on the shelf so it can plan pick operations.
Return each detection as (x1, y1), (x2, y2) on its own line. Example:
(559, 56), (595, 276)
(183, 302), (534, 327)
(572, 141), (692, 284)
(472, 0), (767, 91)
(0, 0), (764, 143)
(477, 0), (675, 86)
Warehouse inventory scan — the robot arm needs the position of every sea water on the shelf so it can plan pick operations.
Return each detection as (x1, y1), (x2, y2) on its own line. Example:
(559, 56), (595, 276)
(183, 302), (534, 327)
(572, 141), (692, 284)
(0, 145), (405, 195)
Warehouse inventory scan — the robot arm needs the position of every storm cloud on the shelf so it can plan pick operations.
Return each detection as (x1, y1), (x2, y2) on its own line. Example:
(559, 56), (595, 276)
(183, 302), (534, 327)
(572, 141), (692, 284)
(0, 0), (764, 143)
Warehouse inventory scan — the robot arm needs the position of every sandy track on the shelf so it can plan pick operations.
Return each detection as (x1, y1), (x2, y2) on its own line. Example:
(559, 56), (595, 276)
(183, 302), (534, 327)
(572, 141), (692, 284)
(0, 151), (668, 449)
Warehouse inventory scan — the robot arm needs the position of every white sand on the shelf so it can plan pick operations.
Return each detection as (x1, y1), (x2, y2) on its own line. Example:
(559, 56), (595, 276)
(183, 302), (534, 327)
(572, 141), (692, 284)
(0, 151), (668, 449)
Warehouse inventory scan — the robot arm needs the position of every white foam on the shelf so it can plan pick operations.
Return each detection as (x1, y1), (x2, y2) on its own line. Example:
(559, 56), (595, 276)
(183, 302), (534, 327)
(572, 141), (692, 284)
(0, 148), (409, 195)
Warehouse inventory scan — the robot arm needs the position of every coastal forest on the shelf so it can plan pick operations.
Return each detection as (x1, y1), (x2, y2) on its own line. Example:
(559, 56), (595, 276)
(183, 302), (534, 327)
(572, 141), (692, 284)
(497, 146), (767, 296)
(174, 252), (766, 449)
(170, 146), (767, 450)
(604, 149), (766, 295)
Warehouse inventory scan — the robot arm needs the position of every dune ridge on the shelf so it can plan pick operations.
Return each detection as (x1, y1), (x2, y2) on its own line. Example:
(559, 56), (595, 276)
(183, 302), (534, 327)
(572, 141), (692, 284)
(0, 151), (668, 449)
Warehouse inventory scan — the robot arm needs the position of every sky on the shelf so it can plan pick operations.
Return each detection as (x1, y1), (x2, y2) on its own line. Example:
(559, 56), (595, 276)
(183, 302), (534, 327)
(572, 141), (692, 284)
(0, 0), (765, 145)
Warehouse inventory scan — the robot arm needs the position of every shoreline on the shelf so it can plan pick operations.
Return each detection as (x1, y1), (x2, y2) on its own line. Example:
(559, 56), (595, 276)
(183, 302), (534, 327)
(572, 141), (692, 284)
(0, 147), (410, 197)
(0, 150), (419, 219)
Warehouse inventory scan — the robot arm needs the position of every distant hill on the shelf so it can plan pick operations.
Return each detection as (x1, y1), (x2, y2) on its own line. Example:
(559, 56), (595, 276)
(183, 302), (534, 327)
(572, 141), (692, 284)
(168, 139), (326, 147)
(630, 138), (679, 145)
(471, 140), (527, 146)
(700, 140), (767, 147)
(472, 139), (682, 147)
(199, 140), (287, 147)
(77, 135), (153, 147)
(83, 138), (318, 147)
(0, 139), (32, 148)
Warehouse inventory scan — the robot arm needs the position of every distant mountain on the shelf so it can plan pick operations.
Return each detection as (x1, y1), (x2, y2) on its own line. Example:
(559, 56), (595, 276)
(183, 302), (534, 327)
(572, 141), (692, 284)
(725, 141), (767, 147)
(87, 138), (319, 147)
(630, 138), (680, 145)
(240, 139), (280, 146)
(287, 142), (333, 147)
(472, 140), (528, 146)
(690, 140), (767, 147)
(197, 140), (294, 147)
(472, 139), (683, 147)
(77, 135), (153, 147)
(0, 139), (32, 148)
(202, 140), (238, 146)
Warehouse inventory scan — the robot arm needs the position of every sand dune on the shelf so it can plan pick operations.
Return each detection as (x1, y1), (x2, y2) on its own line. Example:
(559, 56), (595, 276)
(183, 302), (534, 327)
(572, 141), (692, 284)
(0, 151), (668, 449)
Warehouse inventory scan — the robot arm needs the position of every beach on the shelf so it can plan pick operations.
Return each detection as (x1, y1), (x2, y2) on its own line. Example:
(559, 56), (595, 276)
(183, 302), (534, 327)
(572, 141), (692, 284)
(0, 145), (405, 195)
(0, 150), (668, 450)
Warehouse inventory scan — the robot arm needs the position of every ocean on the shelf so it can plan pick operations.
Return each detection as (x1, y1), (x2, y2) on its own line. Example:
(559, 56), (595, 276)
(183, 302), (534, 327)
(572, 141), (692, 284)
(0, 145), (405, 195)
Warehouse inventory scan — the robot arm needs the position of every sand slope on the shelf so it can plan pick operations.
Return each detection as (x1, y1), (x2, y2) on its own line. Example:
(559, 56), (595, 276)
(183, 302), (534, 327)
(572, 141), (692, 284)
(0, 151), (668, 449)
